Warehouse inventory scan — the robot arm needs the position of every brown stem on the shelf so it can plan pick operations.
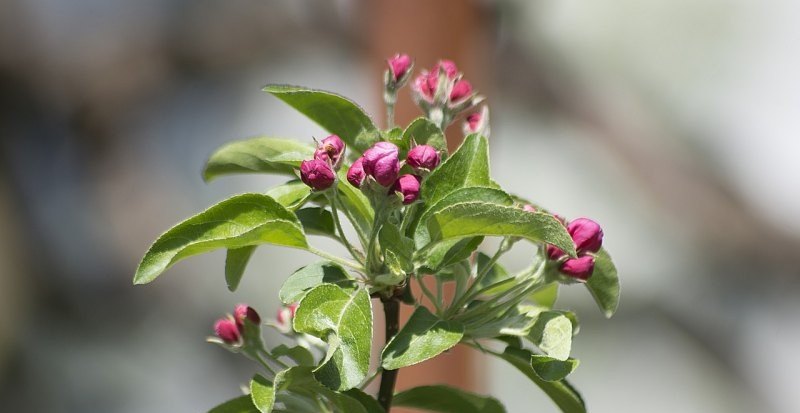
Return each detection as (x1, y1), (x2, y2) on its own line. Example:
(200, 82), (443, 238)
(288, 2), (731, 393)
(377, 297), (400, 412)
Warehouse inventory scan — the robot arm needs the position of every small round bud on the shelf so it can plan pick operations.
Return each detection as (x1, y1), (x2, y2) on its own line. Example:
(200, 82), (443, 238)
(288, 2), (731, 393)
(449, 79), (473, 103)
(406, 145), (440, 171)
(214, 318), (240, 344)
(559, 255), (596, 281)
(463, 106), (490, 137)
(413, 72), (437, 103)
(300, 159), (336, 191)
(314, 135), (346, 169)
(276, 303), (299, 331)
(392, 174), (422, 204)
(234, 304), (261, 330)
(567, 218), (603, 254)
(387, 54), (413, 83)
(546, 244), (566, 261)
(362, 142), (400, 187)
(347, 157), (366, 188)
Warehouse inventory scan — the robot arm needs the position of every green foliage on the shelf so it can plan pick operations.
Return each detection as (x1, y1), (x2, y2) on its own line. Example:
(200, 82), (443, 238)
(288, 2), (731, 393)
(393, 385), (506, 413)
(420, 134), (496, 207)
(209, 395), (259, 413)
(403, 118), (447, 153)
(279, 261), (356, 304)
(585, 248), (620, 318)
(530, 356), (580, 382)
(528, 311), (573, 361)
(203, 137), (314, 182)
(225, 246), (256, 291)
(381, 306), (464, 370)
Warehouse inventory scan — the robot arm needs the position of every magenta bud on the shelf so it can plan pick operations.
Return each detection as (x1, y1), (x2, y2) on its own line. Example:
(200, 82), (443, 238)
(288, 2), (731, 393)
(314, 135), (346, 169)
(546, 244), (566, 260)
(434, 60), (458, 79)
(234, 304), (261, 330)
(567, 218), (603, 254)
(392, 174), (422, 204)
(362, 142), (400, 186)
(406, 145), (440, 171)
(413, 72), (437, 103)
(449, 79), (473, 103)
(300, 159), (336, 191)
(347, 157), (366, 188)
(465, 112), (482, 133)
(559, 255), (596, 281)
(387, 54), (413, 82)
(214, 318), (240, 344)
(276, 303), (299, 328)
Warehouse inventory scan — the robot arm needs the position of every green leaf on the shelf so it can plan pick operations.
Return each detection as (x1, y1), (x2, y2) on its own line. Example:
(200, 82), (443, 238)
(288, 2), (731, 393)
(475, 252), (510, 293)
(419, 237), (484, 273)
(393, 385), (506, 413)
(530, 282), (559, 308)
(263, 85), (378, 153)
(425, 201), (576, 257)
(272, 366), (368, 413)
(279, 261), (356, 304)
(382, 306), (464, 370)
(528, 311), (573, 361)
(265, 180), (313, 210)
(420, 134), (497, 207)
(530, 355), (580, 382)
(295, 207), (336, 237)
(380, 223), (415, 275)
(271, 344), (316, 366)
(403, 117), (447, 153)
(225, 246), (256, 291)
(250, 374), (275, 413)
(209, 395), (259, 413)
(134, 194), (308, 285)
(293, 285), (373, 390)
(494, 347), (586, 413)
(585, 248), (620, 318)
(343, 389), (385, 413)
(203, 137), (314, 182)
(337, 169), (374, 245)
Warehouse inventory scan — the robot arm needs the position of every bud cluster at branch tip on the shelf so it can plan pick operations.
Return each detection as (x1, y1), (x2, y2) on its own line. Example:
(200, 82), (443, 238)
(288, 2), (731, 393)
(213, 304), (261, 345)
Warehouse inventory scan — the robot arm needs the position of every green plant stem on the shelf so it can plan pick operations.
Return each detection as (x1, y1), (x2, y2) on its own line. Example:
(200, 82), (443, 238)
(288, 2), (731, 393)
(416, 275), (442, 315)
(378, 298), (400, 412)
(308, 246), (365, 273)
(249, 350), (277, 376)
(446, 242), (508, 317)
(359, 367), (383, 390)
(386, 102), (395, 129)
(329, 192), (363, 264)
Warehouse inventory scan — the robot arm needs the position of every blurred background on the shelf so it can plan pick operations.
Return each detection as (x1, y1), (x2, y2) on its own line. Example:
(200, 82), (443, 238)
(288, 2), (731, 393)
(1, 0), (799, 412)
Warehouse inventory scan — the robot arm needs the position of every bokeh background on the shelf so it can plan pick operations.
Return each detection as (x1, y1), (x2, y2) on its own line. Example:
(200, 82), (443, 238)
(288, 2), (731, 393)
(2, 1), (799, 412)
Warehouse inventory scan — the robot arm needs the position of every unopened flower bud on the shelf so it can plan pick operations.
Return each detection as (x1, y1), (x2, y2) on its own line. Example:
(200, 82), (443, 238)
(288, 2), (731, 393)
(567, 218), (603, 254)
(214, 318), (240, 344)
(406, 145), (440, 171)
(546, 244), (566, 261)
(362, 142), (400, 186)
(234, 304), (261, 330)
(560, 255), (595, 281)
(276, 303), (299, 331)
(314, 135), (346, 169)
(449, 79), (473, 104)
(347, 157), (366, 188)
(387, 54), (413, 83)
(392, 174), (422, 204)
(300, 159), (336, 191)
(463, 106), (490, 136)
(413, 72), (437, 103)
(434, 60), (458, 79)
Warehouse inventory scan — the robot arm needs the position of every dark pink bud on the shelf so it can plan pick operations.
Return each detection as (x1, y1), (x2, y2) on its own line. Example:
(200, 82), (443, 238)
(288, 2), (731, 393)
(523, 204), (537, 213)
(413, 73), (436, 103)
(465, 112), (482, 133)
(300, 159), (336, 191)
(387, 54), (412, 82)
(559, 255), (595, 281)
(214, 318), (240, 344)
(567, 218), (603, 254)
(314, 135), (346, 169)
(546, 244), (566, 260)
(347, 157), (366, 188)
(449, 79), (473, 103)
(392, 174), (422, 204)
(406, 145), (440, 171)
(434, 60), (458, 79)
(362, 142), (400, 186)
(234, 304), (261, 330)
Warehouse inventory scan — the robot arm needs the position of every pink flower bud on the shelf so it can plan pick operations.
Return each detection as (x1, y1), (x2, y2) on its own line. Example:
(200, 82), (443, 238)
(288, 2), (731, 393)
(392, 174), (422, 204)
(214, 318), (240, 344)
(465, 112), (482, 133)
(300, 159), (336, 191)
(387, 54), (413, 82)
(413, 73), (437, 103)
(567, 218), (603, 254)
(546, 244), (566, 261)
(362, 142), (400, 186)
(449, 79), (473, 103)
(406, 145), (440, 171)
(276, 303), (299, 329)
(523, 204), (537, 213)
(347, 157), (366, 188)
(314, 135), (346, 169)
(434, 60), (458, 79)
(234, 304), (261, 330)
(559, 255), (595, 280)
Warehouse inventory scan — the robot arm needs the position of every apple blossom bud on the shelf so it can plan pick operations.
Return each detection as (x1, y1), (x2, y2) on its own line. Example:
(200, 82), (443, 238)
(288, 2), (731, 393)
(234, 304), (261, 330)
(362, 142), (400, 186)
(463, 106), (490, 137)
(387, 54), (412, 83)
(347, 157), (366, 188)
(300, 159), (336, 191)
(314, 135), (346, 169)
(546, 244), (566, 261)
(434, 60), (458, 79)
(276, 303), (299, 330)
(449, 79), (473, 103)
(413, 73), (437, 103)
(559, 255), (595, 280)
(567, 218), (603, 254)
(406, 145), (440, 171)
(214, 318), (240, 344)
(392, 174), (422, 204)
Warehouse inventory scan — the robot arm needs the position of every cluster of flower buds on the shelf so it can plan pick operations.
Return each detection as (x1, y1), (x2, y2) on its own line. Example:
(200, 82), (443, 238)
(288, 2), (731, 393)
(213, 304), (262, 345)
(275, 303), (299, 333)
(347, 141), (441, 205)
(300, 134), (346, 191)
(411, 60), (483, 129)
